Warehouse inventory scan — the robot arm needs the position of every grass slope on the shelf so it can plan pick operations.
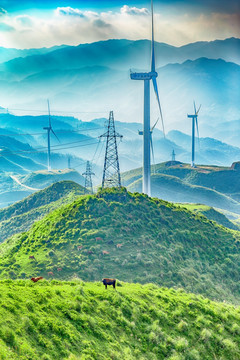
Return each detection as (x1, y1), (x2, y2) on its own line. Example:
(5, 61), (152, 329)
(176, 204), (238, 230)
(128, 174), (240, 215)
(0, 188), (239, 304)
(0, 181), (87, 243)
(122, 163), (240, 215)
(0, 280), (239, 360)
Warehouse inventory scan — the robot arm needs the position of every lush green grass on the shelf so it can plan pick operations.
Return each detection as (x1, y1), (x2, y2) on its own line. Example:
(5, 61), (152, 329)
(0, 187), (239, 304)
(0, 181), (87, 242)
(0, 280), (239, 360)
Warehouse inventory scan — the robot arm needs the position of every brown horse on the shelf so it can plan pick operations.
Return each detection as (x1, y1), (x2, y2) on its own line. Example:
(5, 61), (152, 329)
(102, 278), (116, 289)
(31, 277), (43, 283)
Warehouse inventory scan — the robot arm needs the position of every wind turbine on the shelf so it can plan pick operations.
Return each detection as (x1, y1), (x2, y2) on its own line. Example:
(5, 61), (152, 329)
(43, 100), (60, 171)
(187, 101), (201, 167)
(139, 117), (159, 175)
(130, 0), (165, 196)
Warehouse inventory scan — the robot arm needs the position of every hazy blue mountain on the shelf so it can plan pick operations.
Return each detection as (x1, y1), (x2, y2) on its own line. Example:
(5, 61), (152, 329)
(167, 130), (240, 166)
(0, 45), (67, 65)
(0, 57), (239, 133)
(0, 38), (239, 80)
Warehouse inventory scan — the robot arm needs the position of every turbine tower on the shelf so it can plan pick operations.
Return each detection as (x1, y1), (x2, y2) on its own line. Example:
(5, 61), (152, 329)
(187, 101), (201, 167)
(130, 0), (165, 196)
(43, 100), (60, 171)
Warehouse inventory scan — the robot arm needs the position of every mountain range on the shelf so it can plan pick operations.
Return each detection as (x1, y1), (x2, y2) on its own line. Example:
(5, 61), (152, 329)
(0, 38), (239, 136)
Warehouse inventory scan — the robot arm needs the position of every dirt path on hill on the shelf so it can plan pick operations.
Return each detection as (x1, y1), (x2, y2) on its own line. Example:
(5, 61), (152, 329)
(10, 175), (40, 191)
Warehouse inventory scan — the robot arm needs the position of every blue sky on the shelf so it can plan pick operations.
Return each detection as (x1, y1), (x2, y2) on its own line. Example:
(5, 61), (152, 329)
(0, 0), (239, 48)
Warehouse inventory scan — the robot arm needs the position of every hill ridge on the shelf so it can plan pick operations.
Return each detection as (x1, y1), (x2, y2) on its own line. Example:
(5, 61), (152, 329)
(0, 187), (239, 304)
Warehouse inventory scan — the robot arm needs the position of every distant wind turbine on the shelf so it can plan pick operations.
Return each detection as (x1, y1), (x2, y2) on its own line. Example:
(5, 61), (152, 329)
(187, 101), (201, 167)
(130, 0), (165, 196)
(43, 100), (60, 171)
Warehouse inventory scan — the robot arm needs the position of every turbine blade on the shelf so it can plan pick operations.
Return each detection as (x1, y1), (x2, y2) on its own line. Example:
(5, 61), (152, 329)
(151, 0), (155, 72)
(194, 100), (196, 115)
(151, 117), (159, 132)
(47, 99), (51, 128)
(51, 128), (60, 143)
(150, 135), (155, 174)
(196, 104), (201, 115)
(152, 77), (165, 137)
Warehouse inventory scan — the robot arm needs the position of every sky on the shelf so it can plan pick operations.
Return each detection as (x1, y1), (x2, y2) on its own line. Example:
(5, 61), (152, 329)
(0, 0), (239, 48)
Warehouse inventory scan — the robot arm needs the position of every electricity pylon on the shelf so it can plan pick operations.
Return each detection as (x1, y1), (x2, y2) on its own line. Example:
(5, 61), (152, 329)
(100, 111), (122, 188)
(82, 161), (95, 194)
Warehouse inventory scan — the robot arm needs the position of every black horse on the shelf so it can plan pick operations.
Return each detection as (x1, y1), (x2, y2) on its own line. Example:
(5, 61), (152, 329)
(102, 278), (116, 289)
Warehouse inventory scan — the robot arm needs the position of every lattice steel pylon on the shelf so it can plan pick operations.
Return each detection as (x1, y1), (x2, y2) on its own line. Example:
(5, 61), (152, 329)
(82, 161), (95, 194)
(100, 111), (123, 188)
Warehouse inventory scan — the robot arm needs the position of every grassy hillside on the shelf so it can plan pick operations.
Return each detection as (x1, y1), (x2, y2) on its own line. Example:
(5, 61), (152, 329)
(18, 169), (85, 189)
(127, 173), (240, 215)
(0, 280), (239, 360)
(0, 181), (87, 242)
(0, 187), (239, 304)
(122, 162), (240, 214)
(176, 204), (238, 230)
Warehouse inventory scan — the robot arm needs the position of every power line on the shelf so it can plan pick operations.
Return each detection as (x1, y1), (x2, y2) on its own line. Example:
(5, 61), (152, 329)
(0, 137), (101, 155)
(0, 140), (100, 157)
(0, 126), (104, 137)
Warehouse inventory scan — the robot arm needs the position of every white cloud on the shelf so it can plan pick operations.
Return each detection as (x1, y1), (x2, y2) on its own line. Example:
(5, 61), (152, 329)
(121, 5), (149, 16)
(0, 5), (239, 49)
(16, 15), (33, 28)
(55, 7), (86, 18)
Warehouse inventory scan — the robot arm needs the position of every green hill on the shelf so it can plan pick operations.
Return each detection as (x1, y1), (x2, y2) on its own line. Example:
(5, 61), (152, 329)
(0, 169), (85, 208)
(122, 162), (240, 215)
(0, 280), (239, 360)
(0, 188), (239, 304)
(176, 204), (238, 230)
(0, 181), (87, 243)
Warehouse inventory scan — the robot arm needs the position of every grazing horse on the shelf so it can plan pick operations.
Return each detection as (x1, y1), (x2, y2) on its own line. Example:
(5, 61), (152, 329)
(31, 277), (43, 283)
(57, 268), (62, 272)
(102, 251), (109, 255)
(116, 244), (123, 249)
(96, 237), (103, 241)
(29, 255), (36, 260)
(48, 271), (54, 276)
(102, 278), (116, 289)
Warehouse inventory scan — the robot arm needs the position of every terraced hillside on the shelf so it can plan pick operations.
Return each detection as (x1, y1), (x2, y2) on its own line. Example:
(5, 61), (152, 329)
(0, 188), (239, 304)
(0, 181), (87, 242)
(0, 280), (239, 360)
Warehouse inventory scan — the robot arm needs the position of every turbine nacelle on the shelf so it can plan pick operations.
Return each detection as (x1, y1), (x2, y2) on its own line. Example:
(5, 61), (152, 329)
(130, 71), (158, 81)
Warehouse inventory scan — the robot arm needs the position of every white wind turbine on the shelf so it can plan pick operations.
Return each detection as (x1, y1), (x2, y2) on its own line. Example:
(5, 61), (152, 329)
(130, 0), (165, 196)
